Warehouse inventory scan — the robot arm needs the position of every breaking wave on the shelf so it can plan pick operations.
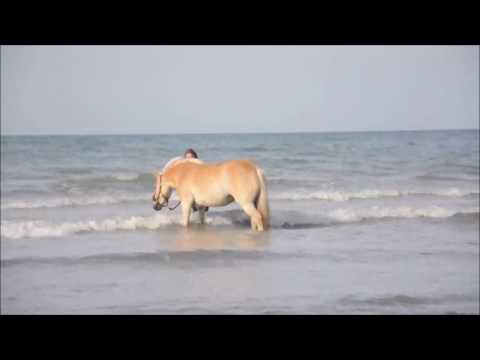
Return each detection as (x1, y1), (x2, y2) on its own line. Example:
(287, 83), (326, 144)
(271, 188), (479, 201)
(2, 206), (478, 239)
(323, 206), (479, 223)
(66, 171), (147, 183)
(3, 187), (477, 210)
(1, 213), (233, 239)
(1, 193), (152, 209)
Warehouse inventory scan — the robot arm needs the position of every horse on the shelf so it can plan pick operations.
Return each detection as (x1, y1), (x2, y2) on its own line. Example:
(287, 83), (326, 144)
(152, 158), (270, 231)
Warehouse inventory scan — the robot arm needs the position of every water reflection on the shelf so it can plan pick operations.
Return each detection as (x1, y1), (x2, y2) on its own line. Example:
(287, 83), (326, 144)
(164, 226), (272, 252)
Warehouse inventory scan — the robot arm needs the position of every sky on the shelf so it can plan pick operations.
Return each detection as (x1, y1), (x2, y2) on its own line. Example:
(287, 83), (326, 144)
(1, 45), (478, 135)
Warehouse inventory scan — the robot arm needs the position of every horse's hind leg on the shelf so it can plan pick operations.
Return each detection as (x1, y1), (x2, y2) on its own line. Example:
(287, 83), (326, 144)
(240, 203), (264, 231)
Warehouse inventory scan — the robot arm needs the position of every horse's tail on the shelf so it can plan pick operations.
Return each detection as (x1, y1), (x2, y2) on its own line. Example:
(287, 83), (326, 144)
(255, 167), (270, 230)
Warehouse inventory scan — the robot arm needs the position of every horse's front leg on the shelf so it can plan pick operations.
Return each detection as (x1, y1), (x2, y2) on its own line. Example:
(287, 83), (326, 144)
(152, 173), (161, 201)
(181, 199), (194, 227)
(198, 207), (206, 225)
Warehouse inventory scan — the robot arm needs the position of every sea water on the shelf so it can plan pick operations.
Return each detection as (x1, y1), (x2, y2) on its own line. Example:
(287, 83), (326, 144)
(1, 130), (478, 314)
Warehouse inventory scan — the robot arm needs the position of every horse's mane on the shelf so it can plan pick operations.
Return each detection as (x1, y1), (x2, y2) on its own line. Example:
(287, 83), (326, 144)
(175, 158), (205, 166)
(165, 158), (205, 173)
(183, 158), (205, 165)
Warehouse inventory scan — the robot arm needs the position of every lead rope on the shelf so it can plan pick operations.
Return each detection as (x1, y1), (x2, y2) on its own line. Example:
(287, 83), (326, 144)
(167, 200), (182, 211)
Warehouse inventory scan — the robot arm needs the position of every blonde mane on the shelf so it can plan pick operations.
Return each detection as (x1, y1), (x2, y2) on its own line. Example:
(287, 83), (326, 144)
(176, 158), (205, 166)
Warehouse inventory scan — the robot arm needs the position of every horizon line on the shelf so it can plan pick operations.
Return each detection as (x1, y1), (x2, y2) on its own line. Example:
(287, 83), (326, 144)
(1, 127), (478, 137)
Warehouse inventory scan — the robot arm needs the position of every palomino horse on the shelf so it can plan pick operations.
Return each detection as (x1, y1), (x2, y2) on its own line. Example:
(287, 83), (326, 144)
(152, 158), (270, 231)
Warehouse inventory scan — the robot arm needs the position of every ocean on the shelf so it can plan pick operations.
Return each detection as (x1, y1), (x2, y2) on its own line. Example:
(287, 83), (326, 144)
(1, 130), (479, 314)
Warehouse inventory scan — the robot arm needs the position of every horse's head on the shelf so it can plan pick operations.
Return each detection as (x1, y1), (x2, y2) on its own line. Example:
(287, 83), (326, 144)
(152, 173), (173, 211)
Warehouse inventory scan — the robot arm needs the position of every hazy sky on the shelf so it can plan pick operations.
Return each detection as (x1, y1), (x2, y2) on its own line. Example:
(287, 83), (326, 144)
(1, 45), (478, 135)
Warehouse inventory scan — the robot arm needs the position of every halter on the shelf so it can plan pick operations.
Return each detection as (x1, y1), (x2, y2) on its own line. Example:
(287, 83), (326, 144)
(154, 195), (182, 211)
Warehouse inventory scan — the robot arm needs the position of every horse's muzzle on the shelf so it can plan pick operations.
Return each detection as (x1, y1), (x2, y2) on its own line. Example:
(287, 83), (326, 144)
(153, 203), (163, 211)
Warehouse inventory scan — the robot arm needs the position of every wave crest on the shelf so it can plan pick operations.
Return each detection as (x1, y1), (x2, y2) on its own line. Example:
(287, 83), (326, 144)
(4, 187), (477, 210)
(325, 206), (479, 223)
(1, 214), (233, 239)
(2, 206), (478, 239)
(271, 188), (478, 201)
(1, 193), (152, 209)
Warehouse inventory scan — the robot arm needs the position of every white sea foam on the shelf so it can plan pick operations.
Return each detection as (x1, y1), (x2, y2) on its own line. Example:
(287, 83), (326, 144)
(325, 206), (479, 223)
(110, 173), (140, 181)
(2, 206), (477, 239)
(271, 188), (478, 201)
(2, 187), (477, 210)
(1, 214), (232, 239)
(1, 193), (152, 209)
(58, 171), (142, 183)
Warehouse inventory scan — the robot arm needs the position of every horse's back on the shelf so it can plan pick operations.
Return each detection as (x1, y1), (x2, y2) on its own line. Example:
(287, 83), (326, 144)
(178, 159), (258, 175)
(178, 158), (260, 186)
(221, 159), (258, 170)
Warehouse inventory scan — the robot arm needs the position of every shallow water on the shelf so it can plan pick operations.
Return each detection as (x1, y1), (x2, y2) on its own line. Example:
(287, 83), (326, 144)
(1, 130), (479, 314)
